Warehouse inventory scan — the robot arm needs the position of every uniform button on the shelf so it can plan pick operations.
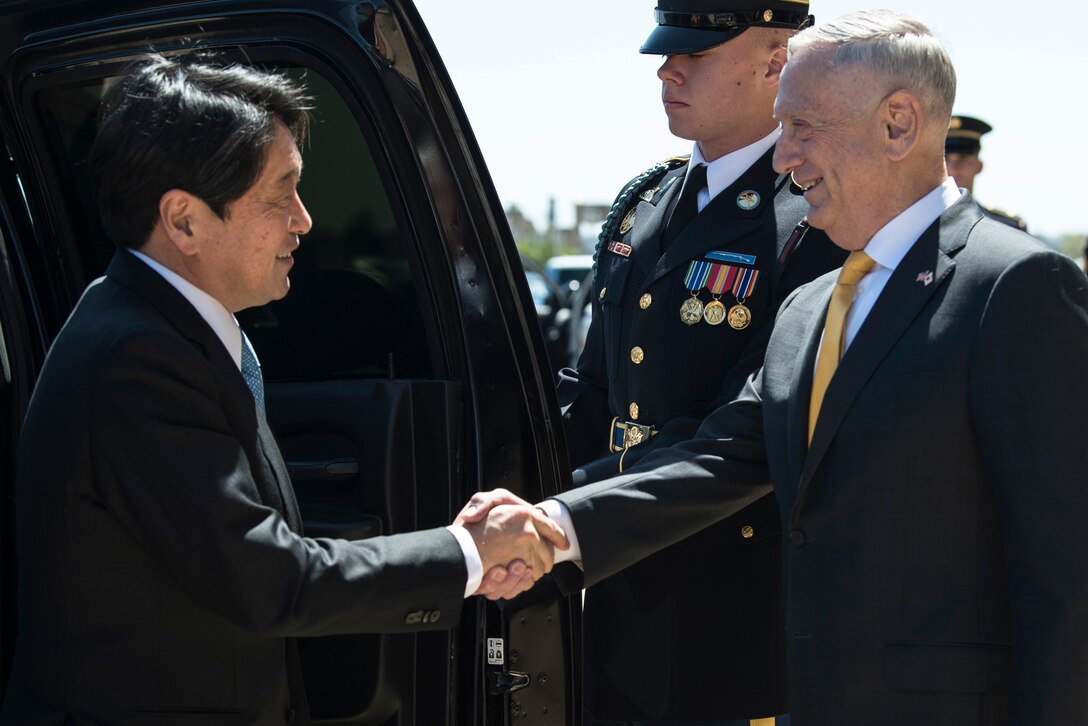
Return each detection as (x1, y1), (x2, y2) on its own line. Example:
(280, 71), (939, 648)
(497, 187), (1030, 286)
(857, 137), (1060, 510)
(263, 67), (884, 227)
(630, 346), (645, 364)
(741, 525), (754, 539)
(639, 293), (652, 310)
(789, 529), (807, 546)
(599, 287), (607, 300)
(629, 402), (639, 420)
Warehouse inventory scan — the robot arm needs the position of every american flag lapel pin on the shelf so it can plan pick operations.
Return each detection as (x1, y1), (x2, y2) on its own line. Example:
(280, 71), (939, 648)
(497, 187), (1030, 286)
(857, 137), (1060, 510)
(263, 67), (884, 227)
(915, 270), (934, 286)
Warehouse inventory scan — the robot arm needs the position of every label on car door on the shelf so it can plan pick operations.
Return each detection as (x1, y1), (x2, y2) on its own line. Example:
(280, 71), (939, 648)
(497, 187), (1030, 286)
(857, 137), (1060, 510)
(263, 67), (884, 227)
(486, 637), (504, 665)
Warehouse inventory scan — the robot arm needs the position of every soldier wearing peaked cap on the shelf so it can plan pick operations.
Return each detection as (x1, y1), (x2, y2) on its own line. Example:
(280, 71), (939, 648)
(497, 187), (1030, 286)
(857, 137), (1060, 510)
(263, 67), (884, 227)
(945, 114), (1028, 231)
(554, 1), (847, 724)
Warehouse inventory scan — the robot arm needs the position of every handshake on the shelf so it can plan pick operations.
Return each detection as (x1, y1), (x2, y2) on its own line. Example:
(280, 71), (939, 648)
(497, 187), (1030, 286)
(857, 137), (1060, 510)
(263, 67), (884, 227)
(452, 489), (570, 601)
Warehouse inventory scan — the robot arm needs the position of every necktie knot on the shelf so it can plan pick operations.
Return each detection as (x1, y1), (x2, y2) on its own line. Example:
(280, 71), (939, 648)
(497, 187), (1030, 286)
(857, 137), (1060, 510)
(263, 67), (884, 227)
(685, 163), (708, 197)
(664, 163), (707, 247)
(838, 250), (876, 287)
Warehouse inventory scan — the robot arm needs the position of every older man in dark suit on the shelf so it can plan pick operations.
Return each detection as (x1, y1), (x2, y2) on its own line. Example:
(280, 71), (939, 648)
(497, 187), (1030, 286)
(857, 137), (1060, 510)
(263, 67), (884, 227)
(0, 55), (565, 725)
(557, 2), (846, 723)
(469, 9), (1088, 725)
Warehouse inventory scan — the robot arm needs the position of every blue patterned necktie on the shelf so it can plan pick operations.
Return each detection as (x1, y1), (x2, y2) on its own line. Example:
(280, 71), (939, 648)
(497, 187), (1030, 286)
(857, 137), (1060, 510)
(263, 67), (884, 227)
(240, 333), (265, 413)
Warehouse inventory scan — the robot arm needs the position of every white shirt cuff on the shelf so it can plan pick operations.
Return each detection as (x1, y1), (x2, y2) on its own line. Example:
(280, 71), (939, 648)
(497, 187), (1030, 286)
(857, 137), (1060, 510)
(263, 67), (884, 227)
(536, 499), (582, 565)
(446, 525), (483, 598)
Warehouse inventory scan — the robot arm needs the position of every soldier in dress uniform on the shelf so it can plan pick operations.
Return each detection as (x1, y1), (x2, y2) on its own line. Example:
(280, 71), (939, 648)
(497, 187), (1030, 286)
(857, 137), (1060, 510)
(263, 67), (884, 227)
(945, 114), (1028, 231)
(555, 2), (848, 724)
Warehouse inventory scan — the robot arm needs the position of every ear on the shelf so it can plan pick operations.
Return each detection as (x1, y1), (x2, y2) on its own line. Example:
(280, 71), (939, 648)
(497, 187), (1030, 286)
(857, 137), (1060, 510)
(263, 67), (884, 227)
(765, 44), (788, 87)
(882, 90), (922, 161)
(976, 158), (985, 175)
(158, 189), (203, 256)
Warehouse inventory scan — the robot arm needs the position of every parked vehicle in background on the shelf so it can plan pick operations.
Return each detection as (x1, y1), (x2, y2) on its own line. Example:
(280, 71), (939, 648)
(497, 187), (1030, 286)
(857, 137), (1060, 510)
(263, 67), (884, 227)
(0, 0), (579, 723)
(523, 256), (573, 379)
(544, 254), (594, 298)
(566, 271), (596, 367)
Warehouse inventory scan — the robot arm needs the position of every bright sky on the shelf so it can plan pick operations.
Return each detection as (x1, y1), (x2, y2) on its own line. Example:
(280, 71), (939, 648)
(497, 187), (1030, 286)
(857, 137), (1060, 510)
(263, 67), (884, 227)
(413, 1), (1086, 244)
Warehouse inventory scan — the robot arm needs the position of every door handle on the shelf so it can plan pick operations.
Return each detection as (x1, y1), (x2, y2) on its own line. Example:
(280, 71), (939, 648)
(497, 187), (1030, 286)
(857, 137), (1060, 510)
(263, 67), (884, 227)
(286, 457), (360, 481)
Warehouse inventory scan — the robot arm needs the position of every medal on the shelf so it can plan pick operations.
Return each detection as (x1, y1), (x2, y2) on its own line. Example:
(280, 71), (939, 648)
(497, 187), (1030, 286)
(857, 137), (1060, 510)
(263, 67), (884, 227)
(704, 262), (735, 327)
(680, 260), (712, 325)
(703, 300), (726, 325)
(619, 208), (636, 235)
(727, 303), (751, 330)
(726, 266), (760, 329)
(680, 296), (704, 325)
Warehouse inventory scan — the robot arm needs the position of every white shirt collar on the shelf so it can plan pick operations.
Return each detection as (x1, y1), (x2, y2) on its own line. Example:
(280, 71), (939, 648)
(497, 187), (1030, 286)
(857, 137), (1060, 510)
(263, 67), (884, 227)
(127, 248), (252, 371)
(863, 177), (962, 273)
(685, 126), (781, 204)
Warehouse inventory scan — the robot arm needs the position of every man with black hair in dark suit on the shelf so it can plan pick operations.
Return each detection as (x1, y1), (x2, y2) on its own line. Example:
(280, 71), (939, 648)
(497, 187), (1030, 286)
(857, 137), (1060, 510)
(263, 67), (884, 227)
(1, 54), (565, 725)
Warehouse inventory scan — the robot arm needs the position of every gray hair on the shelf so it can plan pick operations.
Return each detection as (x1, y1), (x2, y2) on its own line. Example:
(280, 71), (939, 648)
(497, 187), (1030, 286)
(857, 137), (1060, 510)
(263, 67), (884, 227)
(788, 10), (956, 119)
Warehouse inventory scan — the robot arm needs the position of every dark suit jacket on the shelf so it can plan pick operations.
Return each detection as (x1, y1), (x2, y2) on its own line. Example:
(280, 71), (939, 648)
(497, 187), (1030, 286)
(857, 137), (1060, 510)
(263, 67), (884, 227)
(557, 148), (846, 720)
(554, 196), (1088, 725)
(1, 251), (467, 725)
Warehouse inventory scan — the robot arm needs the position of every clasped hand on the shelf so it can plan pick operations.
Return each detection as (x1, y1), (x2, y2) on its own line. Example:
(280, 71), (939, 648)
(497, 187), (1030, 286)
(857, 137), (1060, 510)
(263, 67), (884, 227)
(454, 489), (568, 601)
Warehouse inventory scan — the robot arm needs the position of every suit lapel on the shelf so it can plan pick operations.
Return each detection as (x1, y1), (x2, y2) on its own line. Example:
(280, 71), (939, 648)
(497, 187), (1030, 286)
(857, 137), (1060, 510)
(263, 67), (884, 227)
(107, 250), (221, 359)
(795, 197), (980, 501)
(627, 167), (684, 276)
(785, 277), (835, 490)
(257, 414), (304, 533)
(643, 148), (781, 291)
(107, 250), (304, 534)
(109, 251), (258, 423)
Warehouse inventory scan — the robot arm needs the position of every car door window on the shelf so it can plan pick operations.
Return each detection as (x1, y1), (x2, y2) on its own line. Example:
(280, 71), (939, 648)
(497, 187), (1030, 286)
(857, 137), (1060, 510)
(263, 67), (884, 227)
(35, 65), (434, 383)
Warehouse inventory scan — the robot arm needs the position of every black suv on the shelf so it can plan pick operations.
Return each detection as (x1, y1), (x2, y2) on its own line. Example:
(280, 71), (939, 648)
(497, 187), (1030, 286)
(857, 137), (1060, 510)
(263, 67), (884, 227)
(0, 1), (578, 723)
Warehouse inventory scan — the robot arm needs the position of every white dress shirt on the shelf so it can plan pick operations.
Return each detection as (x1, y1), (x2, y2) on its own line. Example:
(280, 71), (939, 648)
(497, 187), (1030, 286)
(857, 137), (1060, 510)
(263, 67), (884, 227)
(836, 177), (961, 354)
(683, 126), (782, 212)
(125, 250), (484, 595)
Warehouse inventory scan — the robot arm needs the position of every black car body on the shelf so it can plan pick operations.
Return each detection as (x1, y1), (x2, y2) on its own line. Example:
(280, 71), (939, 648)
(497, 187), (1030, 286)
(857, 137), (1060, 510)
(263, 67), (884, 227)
(0, 1), (578, 723)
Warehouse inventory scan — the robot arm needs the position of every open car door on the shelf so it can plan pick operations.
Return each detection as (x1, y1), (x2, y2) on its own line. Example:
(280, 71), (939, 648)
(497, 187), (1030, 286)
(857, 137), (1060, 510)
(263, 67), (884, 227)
(0, 1), (579, 723)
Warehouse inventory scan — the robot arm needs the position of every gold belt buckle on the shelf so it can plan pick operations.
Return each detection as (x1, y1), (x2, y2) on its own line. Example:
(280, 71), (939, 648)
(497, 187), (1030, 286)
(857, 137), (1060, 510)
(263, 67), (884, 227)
(624, 424), (648, 448)
(610, 418), (656, 452)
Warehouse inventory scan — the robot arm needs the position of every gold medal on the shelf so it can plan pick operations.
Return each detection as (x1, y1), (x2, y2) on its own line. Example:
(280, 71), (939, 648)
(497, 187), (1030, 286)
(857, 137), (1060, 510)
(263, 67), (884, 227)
(679, 296), (704, 325)
(703, 299), (726, 326)
(727, 303), (751, 330)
